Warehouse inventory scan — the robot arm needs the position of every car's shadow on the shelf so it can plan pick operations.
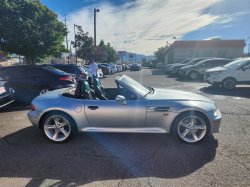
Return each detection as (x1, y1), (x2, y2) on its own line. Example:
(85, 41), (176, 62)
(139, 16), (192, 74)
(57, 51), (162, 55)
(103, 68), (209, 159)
(0, 105), (30, 113)
(200, 86), (250, 98)
(174, 77), (205, 83)
(0, 126), (218, 186)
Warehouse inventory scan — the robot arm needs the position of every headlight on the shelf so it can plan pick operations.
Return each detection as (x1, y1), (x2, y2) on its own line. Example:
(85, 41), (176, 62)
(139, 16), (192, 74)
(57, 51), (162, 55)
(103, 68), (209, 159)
(210, 71), (222, 75)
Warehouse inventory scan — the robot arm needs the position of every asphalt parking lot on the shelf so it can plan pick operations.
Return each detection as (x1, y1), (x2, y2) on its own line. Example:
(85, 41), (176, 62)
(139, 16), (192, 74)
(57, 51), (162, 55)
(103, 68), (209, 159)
(0, 67), (249, 187)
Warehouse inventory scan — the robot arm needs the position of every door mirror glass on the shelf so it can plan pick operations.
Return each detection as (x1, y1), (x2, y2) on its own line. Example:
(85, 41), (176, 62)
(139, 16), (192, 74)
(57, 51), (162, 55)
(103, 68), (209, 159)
(115, 95), (127, 105)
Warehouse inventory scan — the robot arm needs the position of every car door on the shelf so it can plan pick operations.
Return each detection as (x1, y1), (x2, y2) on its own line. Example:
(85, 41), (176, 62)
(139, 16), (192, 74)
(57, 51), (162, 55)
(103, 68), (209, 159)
(239, 61), (250, 82)
(84, 86), (146, 128)
(84, 100), (146, 128)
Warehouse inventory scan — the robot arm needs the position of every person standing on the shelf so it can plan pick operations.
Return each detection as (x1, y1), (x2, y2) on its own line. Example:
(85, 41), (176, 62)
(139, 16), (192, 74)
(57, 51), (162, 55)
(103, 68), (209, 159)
(89, 59), (99, 78)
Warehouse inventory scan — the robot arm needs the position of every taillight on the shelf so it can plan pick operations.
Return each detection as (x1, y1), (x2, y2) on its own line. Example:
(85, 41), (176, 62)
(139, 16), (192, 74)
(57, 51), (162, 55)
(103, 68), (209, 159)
(104, 67), (108, 70)
(80, 73), (86, 76)
(31, 104), (35, 111)
(59, 76), (72, 80)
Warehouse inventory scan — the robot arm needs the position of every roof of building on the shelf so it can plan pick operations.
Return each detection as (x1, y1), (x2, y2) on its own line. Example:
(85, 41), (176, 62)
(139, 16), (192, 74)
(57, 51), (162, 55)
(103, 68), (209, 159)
(162, 39), (246, 54)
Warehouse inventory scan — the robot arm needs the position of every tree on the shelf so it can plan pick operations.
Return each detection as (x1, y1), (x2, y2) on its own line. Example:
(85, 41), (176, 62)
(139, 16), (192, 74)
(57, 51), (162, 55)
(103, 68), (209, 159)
(96, 46), (108, 62)
(97, 40), (117, 63)
(72, 26), (95, 61)
(153, 44), (169, 63)
(0, 0), (67, 65)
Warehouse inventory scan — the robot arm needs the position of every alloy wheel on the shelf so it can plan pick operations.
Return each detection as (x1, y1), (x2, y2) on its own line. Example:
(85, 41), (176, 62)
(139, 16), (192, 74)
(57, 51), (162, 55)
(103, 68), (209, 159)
(189, 72), (198, 80)
(40, 89), (50, 95)
(223, 79), (236, 90)
(177, 116), (207, 143)
(44, 115), (71, 142)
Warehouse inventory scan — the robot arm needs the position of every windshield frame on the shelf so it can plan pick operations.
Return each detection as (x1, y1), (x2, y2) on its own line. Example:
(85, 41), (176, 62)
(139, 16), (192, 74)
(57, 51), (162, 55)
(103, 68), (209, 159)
(223, 58), (250, 69)
(115, 75), (150, 99)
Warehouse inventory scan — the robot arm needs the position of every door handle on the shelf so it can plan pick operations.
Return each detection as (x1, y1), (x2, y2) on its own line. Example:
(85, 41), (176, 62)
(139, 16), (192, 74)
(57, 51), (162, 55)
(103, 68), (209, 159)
(88, 106), (99, 110)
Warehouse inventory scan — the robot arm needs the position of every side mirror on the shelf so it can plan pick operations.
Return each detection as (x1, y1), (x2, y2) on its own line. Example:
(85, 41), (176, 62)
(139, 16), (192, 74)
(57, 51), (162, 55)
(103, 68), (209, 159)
(242, 65), (249, 70)
(115, 95), (127, 105)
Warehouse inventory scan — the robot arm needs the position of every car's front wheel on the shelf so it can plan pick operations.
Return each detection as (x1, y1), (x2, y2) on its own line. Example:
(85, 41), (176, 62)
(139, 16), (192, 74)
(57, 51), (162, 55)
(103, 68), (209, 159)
(188, 71), (199, 80)
(41, 112), (76, 143)
(222, 78), (236, 90)
(172, 112), (210, 144)
(38, 86), (52, 95)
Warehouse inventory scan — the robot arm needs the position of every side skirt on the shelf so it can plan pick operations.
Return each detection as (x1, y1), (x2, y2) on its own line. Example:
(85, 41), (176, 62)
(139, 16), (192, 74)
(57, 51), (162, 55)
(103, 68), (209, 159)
(79, 127), (168, 133)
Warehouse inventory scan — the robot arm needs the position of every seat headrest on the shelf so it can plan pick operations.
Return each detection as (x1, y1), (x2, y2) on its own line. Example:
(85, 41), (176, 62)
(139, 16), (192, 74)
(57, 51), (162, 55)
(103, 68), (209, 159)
(80, 80), (91, 93)
(94, 77), (101, 86)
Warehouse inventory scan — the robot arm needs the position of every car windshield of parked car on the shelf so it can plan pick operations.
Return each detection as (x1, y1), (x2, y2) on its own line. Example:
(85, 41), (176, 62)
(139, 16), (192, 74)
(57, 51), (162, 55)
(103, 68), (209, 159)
(223, 58), (250, 68)
(118, 75), (149, 97)
(195, 60), (209, 66)
(180, 59), (191, 64)
(186, 59), (200, 65)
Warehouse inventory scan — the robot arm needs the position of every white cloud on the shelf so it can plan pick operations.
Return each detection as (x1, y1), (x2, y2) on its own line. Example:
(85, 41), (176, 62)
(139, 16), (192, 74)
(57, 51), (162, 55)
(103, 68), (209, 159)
(62, 0), (224, 55)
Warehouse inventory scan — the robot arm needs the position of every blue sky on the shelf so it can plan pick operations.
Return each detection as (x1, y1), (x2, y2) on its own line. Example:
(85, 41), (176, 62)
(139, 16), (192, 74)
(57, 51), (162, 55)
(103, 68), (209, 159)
(41, 0), (250, 55)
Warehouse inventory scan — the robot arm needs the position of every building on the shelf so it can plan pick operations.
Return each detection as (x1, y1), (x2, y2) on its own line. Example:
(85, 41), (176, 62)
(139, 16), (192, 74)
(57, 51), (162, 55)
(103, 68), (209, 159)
(162, 39), (246, 64)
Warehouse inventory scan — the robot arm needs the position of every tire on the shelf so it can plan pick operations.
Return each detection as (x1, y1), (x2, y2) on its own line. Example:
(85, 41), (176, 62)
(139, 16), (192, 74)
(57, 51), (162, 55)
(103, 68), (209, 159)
(188, 71), (199, 80)
(41, 112), (76, 143)
(171, 112), (210, 144)
(37, 86), (52, 95)
(222, 78), (236, 90)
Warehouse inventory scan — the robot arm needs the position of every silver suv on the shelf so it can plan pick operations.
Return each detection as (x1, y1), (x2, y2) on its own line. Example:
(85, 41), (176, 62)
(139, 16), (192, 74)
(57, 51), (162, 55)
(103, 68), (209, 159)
(179, 58), (233, 80)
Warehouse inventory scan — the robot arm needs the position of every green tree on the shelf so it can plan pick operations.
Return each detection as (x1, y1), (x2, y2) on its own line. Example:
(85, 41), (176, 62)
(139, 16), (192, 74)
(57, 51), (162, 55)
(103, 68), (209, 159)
(72, 26), (95, 61)
(105, 42), (117, 63)
(153, 44), (169, 63)
(0, 0), (67, 65)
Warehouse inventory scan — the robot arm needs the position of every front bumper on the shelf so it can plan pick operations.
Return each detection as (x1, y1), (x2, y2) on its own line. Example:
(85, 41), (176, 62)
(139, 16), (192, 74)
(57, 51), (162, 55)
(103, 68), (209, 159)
(209, 109), (222, 133)
(0, 92), (15, 108)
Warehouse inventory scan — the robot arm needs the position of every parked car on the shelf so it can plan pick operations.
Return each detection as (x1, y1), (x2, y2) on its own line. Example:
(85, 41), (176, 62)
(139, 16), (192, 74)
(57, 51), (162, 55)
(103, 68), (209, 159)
(0, 80), (15, 108)
(28, 74), (221, 144)
(98, 64), (111, 75)
(44, 64), (88, 81)
(165, 58), (191, 74)
(171, 57), (213, 75)
(99, 63), (117, 74)
(130, 63), (142, 71)
(156, 62), (165, 69)
(81, 65), (92, 77)
(0, 66), (76, 96)
(114, 64), (123, 72)
(179, 58), (233, 80)
(204, 58), (250, 90)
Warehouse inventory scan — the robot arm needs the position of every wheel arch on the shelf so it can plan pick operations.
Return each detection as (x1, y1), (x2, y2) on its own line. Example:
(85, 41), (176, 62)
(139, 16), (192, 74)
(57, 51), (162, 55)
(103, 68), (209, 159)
(39, 110), (77, 131)
(222, 76), (238, 83)
(188, 70), (200, 78)
(170, 110), (211, 134)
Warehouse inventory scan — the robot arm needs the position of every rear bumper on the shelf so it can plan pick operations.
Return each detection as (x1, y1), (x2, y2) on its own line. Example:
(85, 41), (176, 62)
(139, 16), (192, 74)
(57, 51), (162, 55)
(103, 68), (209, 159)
(209, 109), (222, 133)
(27, 110), (42, 128)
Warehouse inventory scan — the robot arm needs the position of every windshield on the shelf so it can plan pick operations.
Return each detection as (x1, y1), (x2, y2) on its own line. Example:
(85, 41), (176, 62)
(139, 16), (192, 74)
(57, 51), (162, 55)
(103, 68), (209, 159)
(223, 58), (250, 68)
(180, 59), (191, 64)
(187, 58), (205, 65)
(195, 59), (210, 66)
(117, 75), (149, 97)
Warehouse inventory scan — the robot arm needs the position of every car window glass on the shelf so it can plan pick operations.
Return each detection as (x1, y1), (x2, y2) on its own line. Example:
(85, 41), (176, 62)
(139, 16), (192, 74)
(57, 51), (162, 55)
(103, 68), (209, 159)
(16, 67), (33, 78)
(54, 66), (74, 73)
(31, 68), (48, 76)
(0, 68), (15, 79)
(118, 84), (137, 100)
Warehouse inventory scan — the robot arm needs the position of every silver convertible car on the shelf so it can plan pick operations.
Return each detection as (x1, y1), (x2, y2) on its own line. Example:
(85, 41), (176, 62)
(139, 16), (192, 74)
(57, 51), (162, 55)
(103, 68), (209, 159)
(28, 75), (221, 144)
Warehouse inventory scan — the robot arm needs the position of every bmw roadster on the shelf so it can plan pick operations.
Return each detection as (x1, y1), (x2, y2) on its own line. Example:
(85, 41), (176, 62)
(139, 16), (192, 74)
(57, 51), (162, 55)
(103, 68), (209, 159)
(27, 75), (221, 144)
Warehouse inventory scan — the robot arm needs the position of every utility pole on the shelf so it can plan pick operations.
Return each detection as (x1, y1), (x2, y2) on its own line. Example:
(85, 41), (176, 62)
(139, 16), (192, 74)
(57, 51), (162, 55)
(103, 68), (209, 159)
(74, 24), (77, 65)
(94, 8), (100, 62)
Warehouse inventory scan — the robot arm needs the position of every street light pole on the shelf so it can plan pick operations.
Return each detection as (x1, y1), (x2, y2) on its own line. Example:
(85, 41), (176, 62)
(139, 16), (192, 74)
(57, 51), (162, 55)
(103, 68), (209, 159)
(74, 24), (78, 65)
(94, 8), (100, 62)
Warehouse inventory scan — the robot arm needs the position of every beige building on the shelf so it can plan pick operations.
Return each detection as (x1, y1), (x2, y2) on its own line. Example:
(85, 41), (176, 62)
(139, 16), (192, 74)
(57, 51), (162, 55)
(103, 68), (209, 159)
(162, 39), (246, 64)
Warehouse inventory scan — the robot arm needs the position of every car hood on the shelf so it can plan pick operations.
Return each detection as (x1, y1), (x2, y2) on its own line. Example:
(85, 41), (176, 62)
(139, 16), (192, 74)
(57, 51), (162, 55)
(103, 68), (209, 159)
(172, 64), (186, 69)
(205, 66), (228, 72)
(181, 65), (195, 70)
(148, 88), (215, 104)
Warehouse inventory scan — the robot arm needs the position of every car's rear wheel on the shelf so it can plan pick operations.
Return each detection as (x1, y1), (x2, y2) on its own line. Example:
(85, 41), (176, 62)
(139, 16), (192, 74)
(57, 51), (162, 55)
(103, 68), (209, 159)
(41, 112), (76, 143)
(188, 71), (199, 80)
(172, 112), (210, 144)
(222, 78), (236, 90)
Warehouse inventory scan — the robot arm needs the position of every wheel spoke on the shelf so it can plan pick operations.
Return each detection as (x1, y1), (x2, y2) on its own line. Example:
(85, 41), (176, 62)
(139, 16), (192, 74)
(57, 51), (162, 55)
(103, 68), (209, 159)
(190, 117), (197, 126)
(52, 131), (59, 140)
(45, 125), (56, 129)
(180, 122), (189, 128)
(192, 131), (199, 141)
(181, 129), (190, 139)
(194, 125), (206, 130)
(52, 116), (59, 125)
(60, 128), (69, 137)
(60, 121), (68, 127)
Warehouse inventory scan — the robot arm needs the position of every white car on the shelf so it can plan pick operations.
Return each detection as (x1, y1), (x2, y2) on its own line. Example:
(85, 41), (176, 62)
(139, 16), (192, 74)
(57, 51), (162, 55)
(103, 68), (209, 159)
(204, 58), (250, 90)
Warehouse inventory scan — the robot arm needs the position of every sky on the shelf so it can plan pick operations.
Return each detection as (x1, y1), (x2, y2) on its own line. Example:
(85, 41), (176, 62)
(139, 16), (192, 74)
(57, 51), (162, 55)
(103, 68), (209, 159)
(41, 0), (250, 55)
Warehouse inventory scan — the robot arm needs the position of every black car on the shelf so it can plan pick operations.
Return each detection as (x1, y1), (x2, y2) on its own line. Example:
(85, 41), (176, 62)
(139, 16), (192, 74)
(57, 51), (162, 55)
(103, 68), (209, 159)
(0, 66), (76, 97)
(0, 81), (15, 108)
(98, 64), (111, 75)
(44, 64), (88, 81)
(130, 63), (142, 71)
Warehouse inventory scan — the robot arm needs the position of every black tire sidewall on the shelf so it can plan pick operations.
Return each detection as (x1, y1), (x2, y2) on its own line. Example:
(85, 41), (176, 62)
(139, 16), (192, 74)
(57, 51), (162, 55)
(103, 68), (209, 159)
(172, 112), (210, 144)
(222, 78), (236, 90)
(41, 112), (76, 143)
